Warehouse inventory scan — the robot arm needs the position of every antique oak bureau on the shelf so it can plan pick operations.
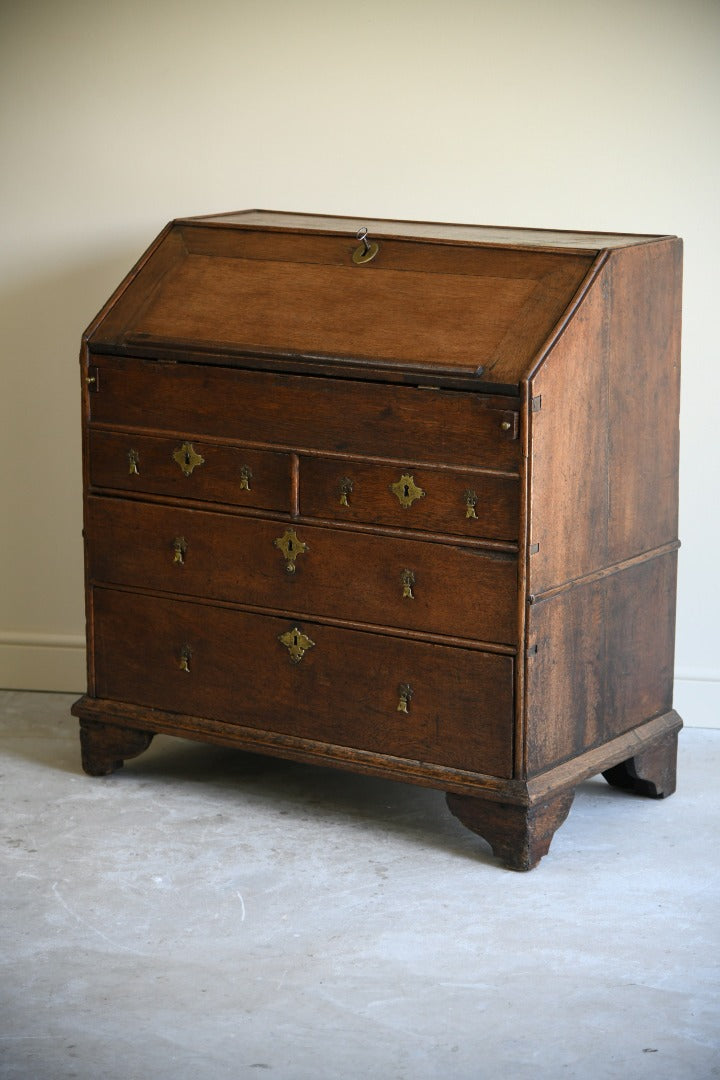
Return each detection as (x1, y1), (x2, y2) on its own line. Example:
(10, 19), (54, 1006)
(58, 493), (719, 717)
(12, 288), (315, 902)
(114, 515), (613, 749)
(72, 210), (683, 870)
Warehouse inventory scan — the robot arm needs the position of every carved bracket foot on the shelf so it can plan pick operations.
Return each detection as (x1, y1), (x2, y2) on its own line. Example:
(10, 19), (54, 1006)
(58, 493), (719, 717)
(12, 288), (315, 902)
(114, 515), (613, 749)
(79, 719), (154, 777)
(602, 729), (678, 799)
(446, 789), (575, 871)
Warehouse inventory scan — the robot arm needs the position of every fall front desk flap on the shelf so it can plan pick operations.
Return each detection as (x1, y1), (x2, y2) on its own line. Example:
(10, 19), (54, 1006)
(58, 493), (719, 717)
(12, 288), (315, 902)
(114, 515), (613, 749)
(86, 210), (671, 391)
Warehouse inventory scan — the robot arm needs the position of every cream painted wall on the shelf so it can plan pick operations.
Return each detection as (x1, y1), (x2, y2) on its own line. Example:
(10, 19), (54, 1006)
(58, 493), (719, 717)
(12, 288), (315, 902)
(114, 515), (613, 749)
(1, 0), (718, 725)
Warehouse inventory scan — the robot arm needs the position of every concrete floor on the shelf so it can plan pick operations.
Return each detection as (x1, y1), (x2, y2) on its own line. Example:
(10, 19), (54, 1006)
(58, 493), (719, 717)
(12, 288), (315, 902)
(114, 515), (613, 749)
(1, 691), (718, 1080)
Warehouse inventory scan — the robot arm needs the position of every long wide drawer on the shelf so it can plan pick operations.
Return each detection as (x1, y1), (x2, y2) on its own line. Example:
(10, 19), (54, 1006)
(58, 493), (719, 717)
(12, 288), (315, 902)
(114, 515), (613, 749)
(87, 355), (520, 471)
(92, 588), (515, 777)
(86, 497), (517, 644)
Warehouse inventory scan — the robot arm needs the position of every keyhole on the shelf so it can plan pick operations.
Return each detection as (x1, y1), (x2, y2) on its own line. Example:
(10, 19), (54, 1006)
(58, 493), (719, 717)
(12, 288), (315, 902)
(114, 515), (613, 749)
(287, 539), (294, 552)
(403, 484), (410, 498)
(293, 633), (299, 647)
(184, 450), (191, 466)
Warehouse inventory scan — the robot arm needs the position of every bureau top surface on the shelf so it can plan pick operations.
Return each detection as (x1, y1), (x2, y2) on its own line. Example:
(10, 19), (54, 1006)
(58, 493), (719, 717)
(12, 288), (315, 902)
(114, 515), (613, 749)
(86, 210), (677, 391)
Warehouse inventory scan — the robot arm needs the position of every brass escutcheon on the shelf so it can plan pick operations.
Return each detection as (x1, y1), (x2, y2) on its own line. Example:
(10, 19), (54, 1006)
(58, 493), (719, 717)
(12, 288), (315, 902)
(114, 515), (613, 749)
(401, 568), (415, 600)
(172, 536), (187, 566)
(397, 683), (413, 714)
(339, 477), (354, 508)
(464, 489), (478, 520)
(128, 448), (140, 476)
(173, 441), (205, 477)
(274, 527), (308, 574)
(390, 472), (425, 509)
(178, 644), (192, 673)
(352, 226), (379, 266)
(239, 464), (252, 491)
(279, 626), (315, 664)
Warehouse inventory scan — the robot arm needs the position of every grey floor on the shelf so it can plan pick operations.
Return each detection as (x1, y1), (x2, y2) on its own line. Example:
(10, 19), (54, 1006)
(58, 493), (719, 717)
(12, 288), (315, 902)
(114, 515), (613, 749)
(1, 691), (718, 1080)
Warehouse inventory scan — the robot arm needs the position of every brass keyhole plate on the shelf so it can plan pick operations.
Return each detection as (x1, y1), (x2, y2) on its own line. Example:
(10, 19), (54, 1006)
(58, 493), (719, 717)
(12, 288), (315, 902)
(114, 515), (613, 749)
(173, 441), (205, 477)
(274, 527), (308, 573)
(279, 626), (315, 663)
(390, 472), (425, 509)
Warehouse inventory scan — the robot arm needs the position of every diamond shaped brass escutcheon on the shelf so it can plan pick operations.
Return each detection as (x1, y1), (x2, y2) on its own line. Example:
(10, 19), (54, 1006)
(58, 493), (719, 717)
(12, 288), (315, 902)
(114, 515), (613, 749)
(390, 472), (425, 509)
(274, 527), (308, 573)
(279, 626), (315, 664)
(173, 441), (205, 477)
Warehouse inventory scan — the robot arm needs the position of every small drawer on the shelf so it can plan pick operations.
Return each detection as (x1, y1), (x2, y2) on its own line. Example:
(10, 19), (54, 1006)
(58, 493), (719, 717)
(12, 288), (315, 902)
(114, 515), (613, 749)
(88, 430), (290, 512)
(301, 458), (519, 541)
(86, 497), (517, 645)
(88, 356), (520, 471)
(92, 587), (515, 778)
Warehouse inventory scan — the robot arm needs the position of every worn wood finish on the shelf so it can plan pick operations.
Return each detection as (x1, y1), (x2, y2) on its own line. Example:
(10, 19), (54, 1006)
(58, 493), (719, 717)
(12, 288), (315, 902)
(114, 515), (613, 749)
(74, 210), (683, 870)
(89, 356), (521, 471)
(525, 552), (677, 774)
(300, 456), (519, 542)
(89, 430), (291, 511)
(79, 719), (154, 776)
(446, 790), (575, 871)
(86, 496), (518, 644)
(527, 238), (682, 595)
(91, 219), (595, 385)
(602, 728), (679, 798)
(91, 587), (515, 777)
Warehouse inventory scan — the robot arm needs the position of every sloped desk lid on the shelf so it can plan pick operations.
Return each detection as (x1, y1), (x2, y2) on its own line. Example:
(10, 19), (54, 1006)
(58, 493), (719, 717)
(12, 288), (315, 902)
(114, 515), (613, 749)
(87, 210), (672, 391)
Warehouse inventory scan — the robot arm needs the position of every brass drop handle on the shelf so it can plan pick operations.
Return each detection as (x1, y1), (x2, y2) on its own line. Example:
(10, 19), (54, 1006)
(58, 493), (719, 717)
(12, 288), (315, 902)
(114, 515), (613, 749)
(464, 489), (478, 520)
(239, 464), (252, 492)
(397, 683), (413, 714)
(274, 527), (308, 574)
(173, 441), (205, 477)
(172, 537), (188, 565)
(401, 569), (415, 600)
(128, 449), (140, 476)
(178, 644), (192, 673)
(339, 477), (354, 508)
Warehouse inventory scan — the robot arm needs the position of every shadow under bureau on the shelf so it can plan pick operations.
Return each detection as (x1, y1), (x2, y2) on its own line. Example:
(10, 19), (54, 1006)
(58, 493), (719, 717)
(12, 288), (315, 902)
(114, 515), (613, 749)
(72, 210), (683, 870)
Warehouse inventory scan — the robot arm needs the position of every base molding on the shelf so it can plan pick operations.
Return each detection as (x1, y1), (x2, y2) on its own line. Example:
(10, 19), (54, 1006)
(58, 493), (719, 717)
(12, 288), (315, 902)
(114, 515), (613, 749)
(71, 697), (682, 870)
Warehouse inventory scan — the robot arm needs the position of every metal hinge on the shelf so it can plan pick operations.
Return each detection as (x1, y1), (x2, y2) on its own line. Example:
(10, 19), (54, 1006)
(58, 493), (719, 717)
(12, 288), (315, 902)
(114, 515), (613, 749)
(85, 366), (99, 392)
(531, 395), (542, 412)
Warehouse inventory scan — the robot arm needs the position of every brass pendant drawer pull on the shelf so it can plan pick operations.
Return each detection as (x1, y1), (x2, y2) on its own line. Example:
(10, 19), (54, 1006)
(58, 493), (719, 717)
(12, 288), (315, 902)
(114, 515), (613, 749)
(239, 464), (252, 491)
(274, 527), (308, 574)
(339, 476), (354, 507)
(390, 472), (425, 509)
(464, 489), (478, 519)
(401, 569), (415, 599)
(397, 683), (413, 713)
(172, 536), (188, 565)
(279, 626), (315, 663)
(173, 441), (205, 477)
(178, 644), (192, 673)
(128, 448), (140, 476)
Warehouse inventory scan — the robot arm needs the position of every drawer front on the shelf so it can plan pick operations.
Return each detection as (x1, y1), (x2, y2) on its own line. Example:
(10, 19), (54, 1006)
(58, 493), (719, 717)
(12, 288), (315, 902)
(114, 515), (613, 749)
(301, 457), (519, 541)
(93, 587), (514, 778)
(86, 497), (517, 644)
(89, 430), (291, 511)
(88, 356), (520, 471)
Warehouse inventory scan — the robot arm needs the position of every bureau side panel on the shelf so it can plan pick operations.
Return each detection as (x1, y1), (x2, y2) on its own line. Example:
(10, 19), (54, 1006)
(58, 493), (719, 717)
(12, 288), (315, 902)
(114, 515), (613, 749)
(527, 239), (682, 595)
(605, 239), (682, 564)
(524, 552), (677, 774)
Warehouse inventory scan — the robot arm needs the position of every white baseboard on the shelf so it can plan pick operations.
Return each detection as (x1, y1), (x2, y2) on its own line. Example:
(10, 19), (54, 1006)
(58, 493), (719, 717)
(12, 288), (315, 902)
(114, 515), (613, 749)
(674, 670), (720, 730)
(1, 636), (718, 729)
(0, 633), (86, 694)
